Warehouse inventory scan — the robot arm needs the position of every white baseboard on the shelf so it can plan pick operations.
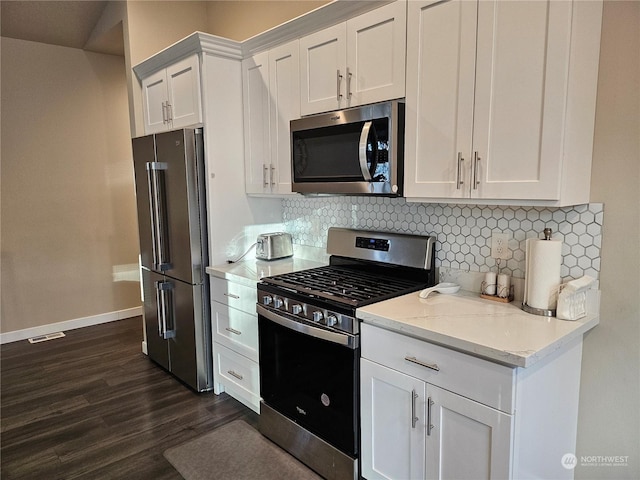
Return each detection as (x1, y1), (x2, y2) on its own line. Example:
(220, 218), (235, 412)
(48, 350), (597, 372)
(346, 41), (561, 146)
(141, 340), (148, 355)
(0, 306), (143, 344)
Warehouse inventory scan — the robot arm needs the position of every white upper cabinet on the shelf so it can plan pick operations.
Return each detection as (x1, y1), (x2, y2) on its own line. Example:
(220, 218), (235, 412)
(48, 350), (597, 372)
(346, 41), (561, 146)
(300, 0), (407, 116)
(346, 1), (407, 108)
(243, 40), (300, 195)
(299, 23), (347, 116)
(269, 41), (300, 194)
(404, 0), (602, 205)
(141, 54), (202, 134)
(243, 51), (270, 194)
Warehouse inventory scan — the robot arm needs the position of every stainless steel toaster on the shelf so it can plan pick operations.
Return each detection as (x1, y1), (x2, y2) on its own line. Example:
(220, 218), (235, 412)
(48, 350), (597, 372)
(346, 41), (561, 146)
(256, 232), (293, 261)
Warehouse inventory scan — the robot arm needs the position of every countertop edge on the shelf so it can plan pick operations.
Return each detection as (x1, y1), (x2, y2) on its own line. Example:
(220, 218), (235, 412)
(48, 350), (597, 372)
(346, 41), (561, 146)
(357, 309), (600, 368)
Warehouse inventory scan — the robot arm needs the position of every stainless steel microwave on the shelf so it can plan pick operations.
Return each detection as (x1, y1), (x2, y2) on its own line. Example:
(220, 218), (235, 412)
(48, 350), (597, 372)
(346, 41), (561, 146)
(290, 101), (404, 196)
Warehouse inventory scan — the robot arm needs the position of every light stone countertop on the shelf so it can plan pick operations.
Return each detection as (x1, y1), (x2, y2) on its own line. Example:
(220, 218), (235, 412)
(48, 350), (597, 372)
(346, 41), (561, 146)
(206, 257), (326, 288)
(356, 290), (599, 368)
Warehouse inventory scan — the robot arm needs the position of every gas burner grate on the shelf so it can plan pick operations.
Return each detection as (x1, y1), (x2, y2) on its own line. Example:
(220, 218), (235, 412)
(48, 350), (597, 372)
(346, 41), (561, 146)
(262, 265), (427, 306)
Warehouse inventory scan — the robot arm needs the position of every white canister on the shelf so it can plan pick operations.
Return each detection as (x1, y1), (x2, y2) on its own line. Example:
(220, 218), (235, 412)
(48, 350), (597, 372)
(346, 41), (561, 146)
(483, 272), (497, 295)
(497, 274), (511, 298)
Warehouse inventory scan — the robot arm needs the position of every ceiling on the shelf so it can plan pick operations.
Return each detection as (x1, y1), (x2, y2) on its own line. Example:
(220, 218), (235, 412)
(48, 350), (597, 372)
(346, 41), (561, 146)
(1, 0), (124, 56)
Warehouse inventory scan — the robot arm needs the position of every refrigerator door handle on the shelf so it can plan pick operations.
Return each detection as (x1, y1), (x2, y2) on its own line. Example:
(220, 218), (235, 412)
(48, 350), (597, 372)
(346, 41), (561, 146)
(146, 162), (171, 271)
(156, 280), (176, 339)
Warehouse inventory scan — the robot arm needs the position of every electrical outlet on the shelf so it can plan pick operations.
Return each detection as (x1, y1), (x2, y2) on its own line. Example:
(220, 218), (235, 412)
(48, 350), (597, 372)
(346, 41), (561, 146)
(491, 233), (510, 259)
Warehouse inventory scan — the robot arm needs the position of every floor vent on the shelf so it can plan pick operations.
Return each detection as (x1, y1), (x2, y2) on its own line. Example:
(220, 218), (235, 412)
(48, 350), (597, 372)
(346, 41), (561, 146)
(28, 332), (66, 344)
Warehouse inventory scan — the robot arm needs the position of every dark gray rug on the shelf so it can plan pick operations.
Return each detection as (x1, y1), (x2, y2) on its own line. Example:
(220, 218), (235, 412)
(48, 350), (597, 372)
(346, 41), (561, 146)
(163, 419), (322, 480)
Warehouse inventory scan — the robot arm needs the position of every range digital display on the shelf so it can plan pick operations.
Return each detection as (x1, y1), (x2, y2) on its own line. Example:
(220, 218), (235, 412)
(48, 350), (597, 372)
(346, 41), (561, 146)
(355, 236), (390, 251)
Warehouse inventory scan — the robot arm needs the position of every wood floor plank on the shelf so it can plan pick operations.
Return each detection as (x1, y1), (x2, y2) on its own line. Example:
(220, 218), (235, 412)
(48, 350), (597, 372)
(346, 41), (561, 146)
(0, 316), (256, 479)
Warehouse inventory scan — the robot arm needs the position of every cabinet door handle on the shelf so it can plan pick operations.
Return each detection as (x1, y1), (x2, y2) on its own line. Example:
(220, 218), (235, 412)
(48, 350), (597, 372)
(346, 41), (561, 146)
(166, 102), (173, 123)
(263, 164), (269, 187)
(336, 69), (343, 101)
(223, 292), (240, 299)
(457, 152), (464, 189)
(347, 67), (353, 99)
(227, 370), (243, 380)
(161, 101), (168, 123)
(225, 327), (242, 335)
(411, 389), (419, 428)
(427, 397), (434, 436)
(473, 151), (481, 190)
(405, 356), (440, 371)
(270, 165), (276, 186)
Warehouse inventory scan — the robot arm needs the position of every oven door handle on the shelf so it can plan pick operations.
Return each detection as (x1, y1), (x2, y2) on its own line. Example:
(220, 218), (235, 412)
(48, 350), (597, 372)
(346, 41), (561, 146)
(258, 305), (358, 350)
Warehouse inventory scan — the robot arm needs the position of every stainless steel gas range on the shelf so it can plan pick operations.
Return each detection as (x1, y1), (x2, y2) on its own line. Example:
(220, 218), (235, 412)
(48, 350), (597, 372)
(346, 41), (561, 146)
(257, 227), (436, 479)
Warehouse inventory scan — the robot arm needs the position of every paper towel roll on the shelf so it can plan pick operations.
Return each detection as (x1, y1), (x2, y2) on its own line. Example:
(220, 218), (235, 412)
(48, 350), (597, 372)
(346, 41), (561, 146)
(524, 238), (563, 310)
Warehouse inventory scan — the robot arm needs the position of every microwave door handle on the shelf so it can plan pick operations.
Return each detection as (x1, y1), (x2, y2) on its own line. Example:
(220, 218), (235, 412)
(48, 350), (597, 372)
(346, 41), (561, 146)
(358, 121), (373, 182)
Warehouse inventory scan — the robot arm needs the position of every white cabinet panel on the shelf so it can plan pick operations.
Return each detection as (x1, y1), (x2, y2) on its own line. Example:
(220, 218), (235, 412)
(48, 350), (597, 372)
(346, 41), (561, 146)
(427, 384), (513, 480)
(361, 323), (515, 413)
(242, 51), (271, 194)
(210, 276), (260, 413)
(141, 54), (202, 134)
(214, 343), (260, 413)
(142, 69), (169, 134)
(166, 55), (202, 130)
(404, 0), (601, 205)
(269, 41), (300, 194)
(300, 1), (407, 116)
(300, 23), (347, 116)
(471, 0), (571, 200)
(243, 41), (299, 195)
(346, 0), (406, 107)
(404, 0), (476, 199)
(211, 303), (259, 362)
(361, 358), (426, 480)
(210, 276), (257, 314)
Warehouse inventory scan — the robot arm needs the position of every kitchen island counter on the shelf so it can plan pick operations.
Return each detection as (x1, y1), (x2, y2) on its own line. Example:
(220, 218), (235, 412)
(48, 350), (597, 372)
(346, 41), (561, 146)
(356, 290), (599, 368)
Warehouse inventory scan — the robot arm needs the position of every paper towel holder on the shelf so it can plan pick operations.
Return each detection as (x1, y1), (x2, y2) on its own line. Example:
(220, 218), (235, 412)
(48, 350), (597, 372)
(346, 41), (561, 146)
(521, 227), (558, 317)
(522, 302), (556, 317)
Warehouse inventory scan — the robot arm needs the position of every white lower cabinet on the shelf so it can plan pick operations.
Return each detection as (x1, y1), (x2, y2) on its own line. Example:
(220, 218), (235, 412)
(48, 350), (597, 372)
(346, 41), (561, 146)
(360, 322), (585, 480)
(214, 343), (260, 411)
(210, 277), (260, 413)
(361, 358), (512, 480)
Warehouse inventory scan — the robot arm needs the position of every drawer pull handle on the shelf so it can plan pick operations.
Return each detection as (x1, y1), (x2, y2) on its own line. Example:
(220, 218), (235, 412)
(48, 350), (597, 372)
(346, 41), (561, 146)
(225, 327), (242, 336)
(223, 293), (240, 299)
(227, 370), (243, 380)
(404, 356), (440, 372)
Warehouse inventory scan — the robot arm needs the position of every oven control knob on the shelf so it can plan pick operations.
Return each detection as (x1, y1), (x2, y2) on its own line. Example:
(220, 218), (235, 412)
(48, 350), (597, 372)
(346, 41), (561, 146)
(292, 304), (303, 315)
(312, 311), (323, 323)
(274, 297), (283, 309)
(326, 315), (338, 327)
(262, 295), (273, 306)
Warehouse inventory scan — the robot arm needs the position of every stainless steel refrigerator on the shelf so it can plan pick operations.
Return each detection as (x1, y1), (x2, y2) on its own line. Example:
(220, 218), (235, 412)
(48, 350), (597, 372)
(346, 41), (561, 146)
(132, 127), (212, 392)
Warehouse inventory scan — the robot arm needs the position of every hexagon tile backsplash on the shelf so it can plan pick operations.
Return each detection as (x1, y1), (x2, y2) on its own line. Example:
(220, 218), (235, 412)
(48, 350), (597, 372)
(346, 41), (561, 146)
(282, 197), (603, 281)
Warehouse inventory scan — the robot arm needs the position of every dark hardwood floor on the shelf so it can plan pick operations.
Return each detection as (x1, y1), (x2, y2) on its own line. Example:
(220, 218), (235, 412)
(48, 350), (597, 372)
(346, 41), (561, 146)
(0, 316), (257, 479)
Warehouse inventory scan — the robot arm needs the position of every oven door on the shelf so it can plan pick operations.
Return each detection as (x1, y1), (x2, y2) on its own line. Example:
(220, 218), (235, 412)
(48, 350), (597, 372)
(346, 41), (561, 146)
(257, 304), (359, 457)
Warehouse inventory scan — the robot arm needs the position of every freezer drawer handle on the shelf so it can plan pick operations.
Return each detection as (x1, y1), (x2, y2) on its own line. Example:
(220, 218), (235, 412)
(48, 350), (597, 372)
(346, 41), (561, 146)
(156, 280), (176, 339)
(227, 370), (243, 381)
(146, 162), (172, 272)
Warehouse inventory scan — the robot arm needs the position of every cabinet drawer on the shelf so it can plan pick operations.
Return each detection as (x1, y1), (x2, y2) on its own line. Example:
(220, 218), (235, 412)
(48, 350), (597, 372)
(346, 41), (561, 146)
(361, 323), (515, 413)
(211, 276), (257, 315)
(211, 302), (258, 362)
(214, 343), (260, 412)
